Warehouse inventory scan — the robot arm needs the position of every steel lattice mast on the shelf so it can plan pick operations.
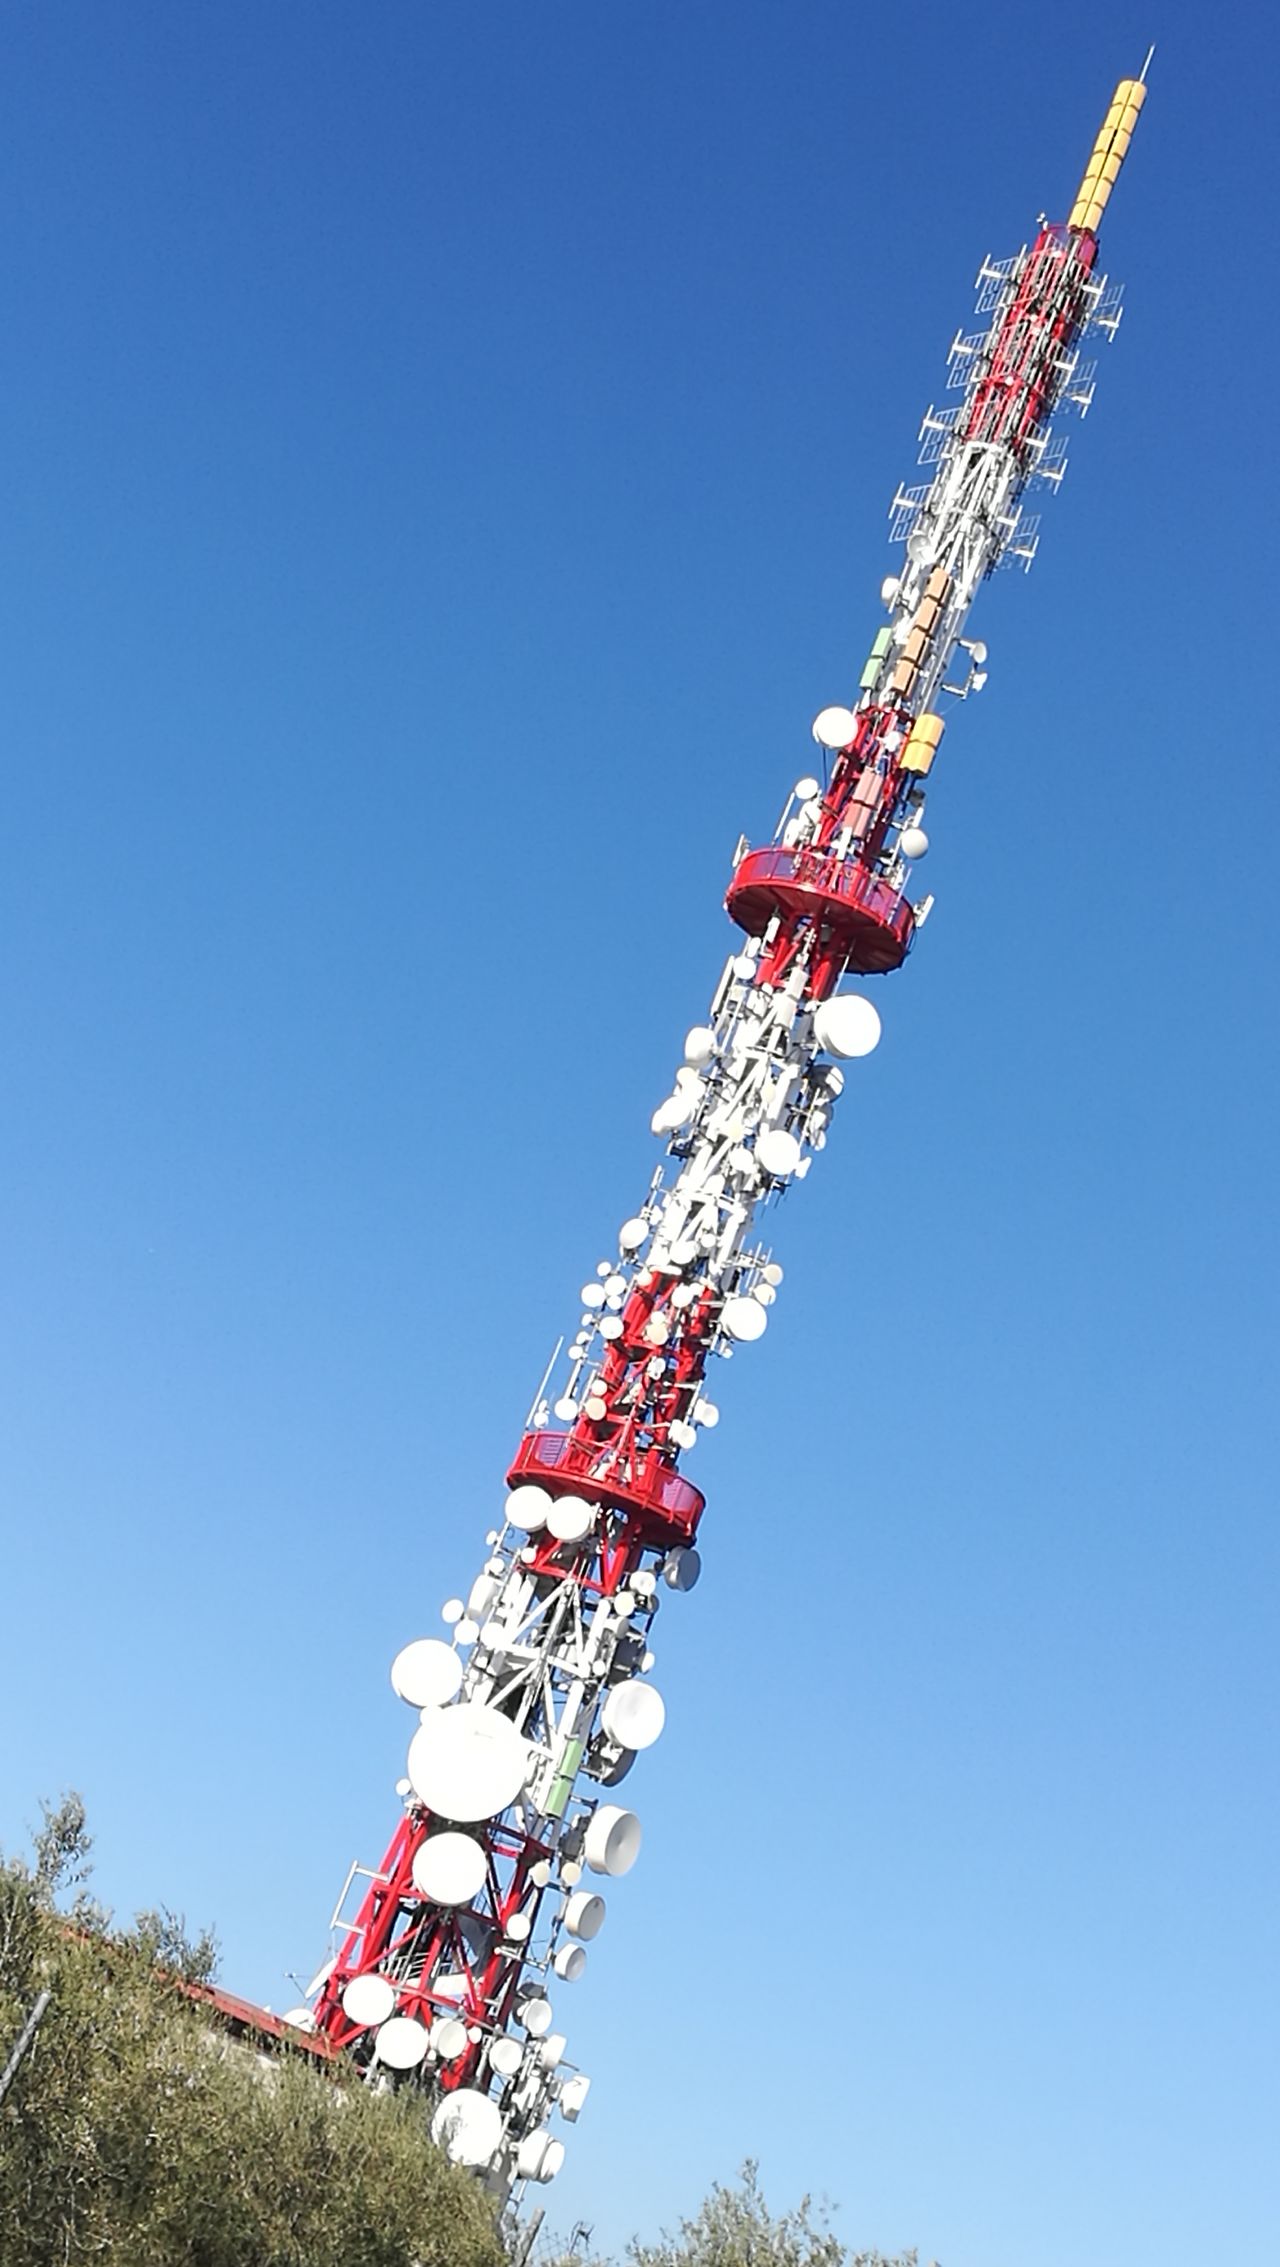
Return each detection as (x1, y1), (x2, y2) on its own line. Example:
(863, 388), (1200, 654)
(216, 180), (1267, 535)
(298, 68), (1150, 2202)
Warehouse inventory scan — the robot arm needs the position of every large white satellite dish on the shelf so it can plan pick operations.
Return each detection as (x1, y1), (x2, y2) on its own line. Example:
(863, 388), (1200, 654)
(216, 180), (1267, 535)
(755, 1127), (801, 1179)
(374, 2014), (429, 2070)
(583, 1805), (642, 1877)
(390, 1637), (463, 1711)
(505, 1484), (551, 1532)
(407, 1702), (529, 1823)
(813, 993), (882, 1059)
(411, 1830), (488, 1907)
(431, 2088), (503, 2168)
(601, 1680), (666, 1752)
(721, 1295), (767, 1343)
(340, 1972), (395, 2028)
(547, 1493), (595, 1542)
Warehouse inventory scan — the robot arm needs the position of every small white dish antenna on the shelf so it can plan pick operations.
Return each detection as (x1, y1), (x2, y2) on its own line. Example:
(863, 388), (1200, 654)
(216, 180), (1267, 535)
(668, 1418), (697, 1451)
(431, 2015), (468, 2060)
(683, 1025), (716, 1065)
(813, 993), (882, 1059)
(583, 1805), (642, 1878)
(519, 1996), (554, 2037)
(553, 1942), (587, 1980)
(374, 2014), (429, 2070)
(553, 1395), (579, 1421)
(900, 825), (930, 859)
(598, 1315), (624, 1341)
(441, 1597), (464, 1625)
(662, 1546), (702, 1591)
(563, 1889), (606, 1940)
(412, 1830), (488, 1906)
(489, 2035), (523, 2076)
(505, 1911), (532, 1943)
(722, 1295), (767, 1344)
(540, 2140), (566, 2182)
(281, 2006), (316, 2031)
(812, 705), (856, 750)
(540, 2032), (567, 2068)
(431, 2089), (503, 2168)
(619, 1216), (649, 1250)
(505, 1484), (551, 1532)
(601, 1681), (666, 1751)
(794, 774), (820, 801)
(341, 1972), (395, 2028)
(692, 1398), (719, 1427)
(407, 1702), (530, 1823)
(762, 1262), (784, 1286)
(580, 1283), (605, 1309)
(391, 1637), (463, 1711)
(517, 2130), (552, 2181)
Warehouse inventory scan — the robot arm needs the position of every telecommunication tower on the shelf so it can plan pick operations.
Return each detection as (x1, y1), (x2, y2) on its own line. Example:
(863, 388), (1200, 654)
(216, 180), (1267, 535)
(293, 66), (1151, 2203)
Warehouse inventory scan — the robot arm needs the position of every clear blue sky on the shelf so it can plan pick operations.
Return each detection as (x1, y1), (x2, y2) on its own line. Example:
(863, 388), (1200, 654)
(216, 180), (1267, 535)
(1, 5), (1276, 2262)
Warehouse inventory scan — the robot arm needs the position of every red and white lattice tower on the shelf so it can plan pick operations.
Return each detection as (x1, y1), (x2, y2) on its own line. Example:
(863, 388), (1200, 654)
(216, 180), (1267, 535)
(297, 66), (1150, 2203)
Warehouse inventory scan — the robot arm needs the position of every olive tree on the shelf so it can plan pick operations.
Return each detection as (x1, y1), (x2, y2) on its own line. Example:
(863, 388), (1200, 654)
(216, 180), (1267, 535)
(0, 1797), (504, 2267)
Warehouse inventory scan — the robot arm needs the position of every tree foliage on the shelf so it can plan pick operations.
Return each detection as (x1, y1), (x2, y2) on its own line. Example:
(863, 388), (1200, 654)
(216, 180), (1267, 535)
(541, 2162), (930, 2267)
(0, 1800), (504, 2267)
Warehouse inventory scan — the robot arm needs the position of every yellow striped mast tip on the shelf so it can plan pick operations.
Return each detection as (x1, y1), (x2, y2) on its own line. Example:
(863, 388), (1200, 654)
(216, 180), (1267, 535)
(1067, 62), (1151, 237)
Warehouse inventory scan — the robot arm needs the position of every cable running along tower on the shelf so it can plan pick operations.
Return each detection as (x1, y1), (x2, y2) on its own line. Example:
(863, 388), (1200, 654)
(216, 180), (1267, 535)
(299, 68), (1150, 2204)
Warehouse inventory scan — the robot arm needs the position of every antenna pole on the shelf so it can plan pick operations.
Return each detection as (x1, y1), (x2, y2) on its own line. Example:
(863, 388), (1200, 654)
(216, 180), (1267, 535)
(0, 1989), (52, 2108)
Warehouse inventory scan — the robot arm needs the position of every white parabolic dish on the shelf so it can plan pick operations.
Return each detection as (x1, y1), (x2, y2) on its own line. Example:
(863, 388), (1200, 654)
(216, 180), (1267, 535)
(583, 1804), (642, 1877)
(755, 1128), (801, 1179)
(505, 1484), (551, 1532)
(813, 993), (881, 1059)
(407, 1702), (530, 1823)
(722, 1295), (767, 1344)
(547, 1493), (595, 1543)
(374, 2015), (429, 2071)
(412, 1830), (488, 1906)
(812, 704), (857, 750)
(563, 1889), (606, 1940)
(341, 1972), (395, 2028)
(431, 2088), (503, 2168)
(601, 1679), (666, 1752)
(390, 1637), (463, 1711)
